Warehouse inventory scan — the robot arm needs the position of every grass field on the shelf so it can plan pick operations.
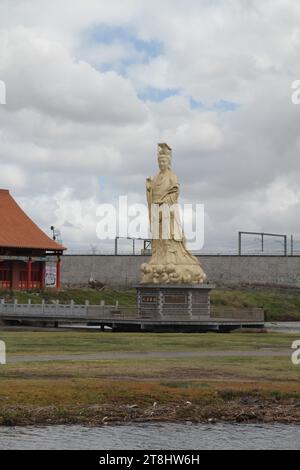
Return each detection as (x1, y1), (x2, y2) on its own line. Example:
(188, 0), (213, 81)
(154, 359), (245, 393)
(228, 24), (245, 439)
(0, 330), (299, 425)
(0, 330), (297, 355)
(1, 285), (300, 321)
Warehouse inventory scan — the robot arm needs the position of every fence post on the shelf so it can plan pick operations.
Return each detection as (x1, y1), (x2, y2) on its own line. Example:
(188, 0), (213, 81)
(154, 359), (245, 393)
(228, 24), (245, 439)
(14, 299), (18, 313)
(0, 298), (4, 314)
(70, 299), (74, 315)
(28, 298), (31, 313)
(85, 300), (89, 316)
(42, 299), (45, 314)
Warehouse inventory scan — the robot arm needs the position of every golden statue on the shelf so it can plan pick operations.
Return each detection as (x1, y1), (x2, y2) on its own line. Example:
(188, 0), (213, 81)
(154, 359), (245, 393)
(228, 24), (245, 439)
(141, 143), (207, 284)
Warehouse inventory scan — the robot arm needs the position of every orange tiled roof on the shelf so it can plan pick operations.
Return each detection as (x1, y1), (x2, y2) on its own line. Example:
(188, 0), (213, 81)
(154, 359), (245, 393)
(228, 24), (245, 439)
(0, 189), (65, 251)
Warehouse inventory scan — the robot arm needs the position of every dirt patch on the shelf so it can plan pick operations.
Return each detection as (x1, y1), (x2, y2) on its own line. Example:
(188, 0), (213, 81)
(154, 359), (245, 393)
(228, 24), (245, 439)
(1, 399), (300, 426)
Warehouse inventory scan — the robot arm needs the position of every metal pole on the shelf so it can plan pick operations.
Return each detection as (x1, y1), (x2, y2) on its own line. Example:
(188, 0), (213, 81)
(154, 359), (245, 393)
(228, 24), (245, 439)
(284, 235), (287, 256)
(261, 233), (264, 253)
(27, 258), (32, 290)
(56, 256), (61, 289)
(291, 235), (294, 256)
(115, 237), (118, 256)
(238, 232), (241, 255)
(133, 238), (135, 255)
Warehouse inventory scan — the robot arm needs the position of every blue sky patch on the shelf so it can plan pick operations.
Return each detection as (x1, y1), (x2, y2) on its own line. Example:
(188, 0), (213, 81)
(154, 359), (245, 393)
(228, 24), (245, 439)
(86, 24), (163, 60)
(82, 25), (164, 77)
(214, 100), (240, 112)
(190, 97), (205, 110)
(138, 87), (181, 102)
(190, 97), (240, 112)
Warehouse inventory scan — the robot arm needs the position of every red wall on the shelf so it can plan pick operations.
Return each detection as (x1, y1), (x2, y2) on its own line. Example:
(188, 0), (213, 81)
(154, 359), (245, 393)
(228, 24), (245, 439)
(0, 260), (45, 290)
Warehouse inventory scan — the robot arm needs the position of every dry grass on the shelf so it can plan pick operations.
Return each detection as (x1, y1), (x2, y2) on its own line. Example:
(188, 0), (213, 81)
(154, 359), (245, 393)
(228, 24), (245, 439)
(0, 331), (299, 425)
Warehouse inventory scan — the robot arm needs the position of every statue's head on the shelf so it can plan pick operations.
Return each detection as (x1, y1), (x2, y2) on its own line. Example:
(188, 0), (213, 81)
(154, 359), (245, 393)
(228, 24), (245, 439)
(157, 143), (172, 171)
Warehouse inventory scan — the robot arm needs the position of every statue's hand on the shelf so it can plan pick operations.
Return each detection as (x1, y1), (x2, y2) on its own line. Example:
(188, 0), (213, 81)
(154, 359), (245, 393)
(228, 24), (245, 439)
(146, 177), (152, 191)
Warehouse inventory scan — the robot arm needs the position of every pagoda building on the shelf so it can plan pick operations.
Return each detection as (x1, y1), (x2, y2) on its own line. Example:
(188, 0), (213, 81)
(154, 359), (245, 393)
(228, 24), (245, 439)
(0, 189), (65, 290)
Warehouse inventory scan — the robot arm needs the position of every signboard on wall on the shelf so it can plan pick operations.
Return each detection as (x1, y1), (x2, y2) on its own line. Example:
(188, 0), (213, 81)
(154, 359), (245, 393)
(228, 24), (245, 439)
(45, 264), (56, 288)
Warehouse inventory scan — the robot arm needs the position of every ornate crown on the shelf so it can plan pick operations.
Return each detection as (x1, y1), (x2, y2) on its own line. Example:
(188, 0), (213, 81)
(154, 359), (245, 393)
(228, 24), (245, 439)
(158, 143), (172, 158)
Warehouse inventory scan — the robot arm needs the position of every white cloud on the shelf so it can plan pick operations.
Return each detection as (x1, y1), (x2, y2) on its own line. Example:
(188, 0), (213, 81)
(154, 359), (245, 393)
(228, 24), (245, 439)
(0, 27), (146, 124)
(0, 163), (27, 189)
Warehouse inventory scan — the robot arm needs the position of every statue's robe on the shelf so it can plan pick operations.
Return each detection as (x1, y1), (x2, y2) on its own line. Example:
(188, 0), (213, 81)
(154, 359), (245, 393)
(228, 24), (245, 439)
(142, 169), (206, 284)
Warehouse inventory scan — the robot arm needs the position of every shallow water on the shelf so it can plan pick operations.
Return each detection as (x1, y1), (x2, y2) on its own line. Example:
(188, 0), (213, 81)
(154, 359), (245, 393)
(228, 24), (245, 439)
(0, 422), (299, 450)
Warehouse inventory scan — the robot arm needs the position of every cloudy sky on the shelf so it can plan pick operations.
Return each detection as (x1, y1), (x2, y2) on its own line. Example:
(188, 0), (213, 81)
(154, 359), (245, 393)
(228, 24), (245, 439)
(1, 0), (300, 253)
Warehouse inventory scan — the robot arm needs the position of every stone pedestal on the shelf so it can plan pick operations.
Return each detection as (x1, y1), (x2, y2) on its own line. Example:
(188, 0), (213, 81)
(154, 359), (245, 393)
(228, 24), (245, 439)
(135, 284), (215, 320)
